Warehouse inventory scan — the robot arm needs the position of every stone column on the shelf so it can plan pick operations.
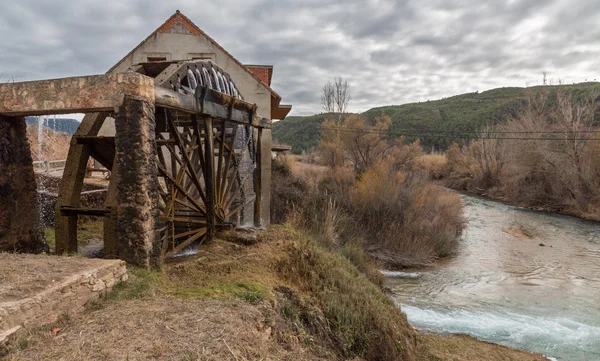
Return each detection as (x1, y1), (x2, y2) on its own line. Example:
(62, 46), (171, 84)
(0, 115), (46, 252)
(114, 96), (160, 268)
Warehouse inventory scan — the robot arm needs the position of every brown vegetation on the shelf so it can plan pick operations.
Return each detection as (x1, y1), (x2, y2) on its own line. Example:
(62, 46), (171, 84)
(4, 226), (545, 361)
(413, 153), (448, 180)
(5, 226), (416, 361)
(273, 120), (465, 268)
(348, 162), (463, 267)
(444, 86), (600, 220)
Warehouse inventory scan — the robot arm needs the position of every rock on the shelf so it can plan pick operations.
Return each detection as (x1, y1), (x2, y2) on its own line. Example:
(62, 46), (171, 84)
(539, 243), (545, 247)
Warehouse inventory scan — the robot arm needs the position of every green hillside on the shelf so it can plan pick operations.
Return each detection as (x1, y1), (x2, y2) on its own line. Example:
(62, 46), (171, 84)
(272, 113), (332, 154)
(273, 82), (600, 154)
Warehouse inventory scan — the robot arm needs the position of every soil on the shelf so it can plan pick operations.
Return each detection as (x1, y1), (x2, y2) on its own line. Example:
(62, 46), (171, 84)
(0, 254), (115, 303)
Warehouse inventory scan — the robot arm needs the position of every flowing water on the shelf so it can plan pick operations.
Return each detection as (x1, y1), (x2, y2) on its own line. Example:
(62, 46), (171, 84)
(387, 194), (600, 360)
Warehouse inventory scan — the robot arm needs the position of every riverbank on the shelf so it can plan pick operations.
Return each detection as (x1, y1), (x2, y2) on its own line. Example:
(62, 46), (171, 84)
(3, 225), (546, 360)
(448, 186), (600, 222)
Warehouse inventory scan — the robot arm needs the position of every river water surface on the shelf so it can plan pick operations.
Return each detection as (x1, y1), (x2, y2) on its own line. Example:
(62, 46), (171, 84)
(387, 194), (600, 360)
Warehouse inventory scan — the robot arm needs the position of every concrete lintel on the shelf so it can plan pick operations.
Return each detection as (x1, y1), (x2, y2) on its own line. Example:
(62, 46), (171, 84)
(0, 73), (155, 116)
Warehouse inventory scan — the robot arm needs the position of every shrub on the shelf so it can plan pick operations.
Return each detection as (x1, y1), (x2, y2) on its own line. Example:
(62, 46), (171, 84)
(444, 86), (600, 220)
(413, 154), (448, 179)
(348, 161), (464, 267)
(270, 158), (308, 224)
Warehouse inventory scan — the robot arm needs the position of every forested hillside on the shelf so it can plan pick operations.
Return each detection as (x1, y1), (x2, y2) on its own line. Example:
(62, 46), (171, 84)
(273, 82), (600, 154)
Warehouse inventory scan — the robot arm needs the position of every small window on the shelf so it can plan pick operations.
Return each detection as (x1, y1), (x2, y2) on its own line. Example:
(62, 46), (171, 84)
(188, 53), (215, 61)
(144, 52), (171, 62)
(147, 56), (167, 62)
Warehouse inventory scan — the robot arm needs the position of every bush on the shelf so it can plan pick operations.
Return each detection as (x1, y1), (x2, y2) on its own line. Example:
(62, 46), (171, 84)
(348, 161), (464, 267)
(444, 86), (600, 220)
(270, 158), (308, 224)
(413, 154), (448, 179)
(272, 149), (465, 268)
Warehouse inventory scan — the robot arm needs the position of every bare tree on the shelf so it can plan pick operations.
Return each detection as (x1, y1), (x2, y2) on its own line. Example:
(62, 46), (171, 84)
(320, 77), (351, 119)
(543, 72), (547, 86)
(320, 82), (335, 113)
(340, 113), (392, 173)
(333, 77), (351, 116)
(319, 77), (352, 167)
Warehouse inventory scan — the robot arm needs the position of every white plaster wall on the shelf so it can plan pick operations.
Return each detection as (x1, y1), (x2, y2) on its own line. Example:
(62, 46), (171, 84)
(112, 32), (271, 119)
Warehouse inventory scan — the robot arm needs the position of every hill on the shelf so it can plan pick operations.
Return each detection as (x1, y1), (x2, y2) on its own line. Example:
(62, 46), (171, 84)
(25, 116), (80, 135)
(273, 82), (600, 153)
(26, 124), (71, 161)
(272, 113), (332, 154)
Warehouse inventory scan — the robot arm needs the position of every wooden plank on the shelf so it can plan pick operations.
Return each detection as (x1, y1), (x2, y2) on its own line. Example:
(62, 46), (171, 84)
(255, 128), (263, 227)
(59, 206), (112, 217)
(202, 116), (216, 239)
(75, 136), (115, 144)
(75, 136), (116, 170)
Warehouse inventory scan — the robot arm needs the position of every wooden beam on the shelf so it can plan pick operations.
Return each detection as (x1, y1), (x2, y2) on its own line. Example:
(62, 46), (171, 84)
(155, 86), (271, 129)
(254, 128), (263, 227)
(55, 112), (109, 254)
(202, 116), (216, 240)
(59, 206), (112, 217)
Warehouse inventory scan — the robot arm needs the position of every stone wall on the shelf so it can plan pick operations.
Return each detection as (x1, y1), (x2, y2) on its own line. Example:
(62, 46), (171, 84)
(0, 116), (46, 252)
(0, 258), (127, 349)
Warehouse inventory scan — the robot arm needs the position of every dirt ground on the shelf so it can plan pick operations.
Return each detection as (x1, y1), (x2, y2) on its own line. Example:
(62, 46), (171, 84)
(3, 227), (548, 361)
(0, 254), (120, 303)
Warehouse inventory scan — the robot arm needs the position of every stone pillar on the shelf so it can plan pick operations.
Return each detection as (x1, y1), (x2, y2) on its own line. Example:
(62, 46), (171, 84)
(114, 96), (160, 268)
(0, 115), (46, 252)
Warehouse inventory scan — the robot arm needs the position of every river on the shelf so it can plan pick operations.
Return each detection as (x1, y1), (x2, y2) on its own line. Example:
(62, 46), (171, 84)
(387, 194), (600, 360)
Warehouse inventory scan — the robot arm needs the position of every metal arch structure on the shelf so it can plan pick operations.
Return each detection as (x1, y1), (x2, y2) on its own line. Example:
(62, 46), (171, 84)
(0, 60), (271, 267)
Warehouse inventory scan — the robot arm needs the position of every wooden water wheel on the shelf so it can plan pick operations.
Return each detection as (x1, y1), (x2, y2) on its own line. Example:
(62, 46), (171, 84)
(155, 110), (257, 260)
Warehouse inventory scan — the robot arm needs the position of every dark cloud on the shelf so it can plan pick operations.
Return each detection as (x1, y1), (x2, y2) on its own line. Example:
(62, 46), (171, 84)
(0, 0), (597, 116)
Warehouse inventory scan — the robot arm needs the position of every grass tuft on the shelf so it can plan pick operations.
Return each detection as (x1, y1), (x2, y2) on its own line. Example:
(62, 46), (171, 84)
(276, 226), (416, 361)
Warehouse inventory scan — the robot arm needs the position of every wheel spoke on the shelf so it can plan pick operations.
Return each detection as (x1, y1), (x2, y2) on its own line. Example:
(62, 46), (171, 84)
(164, 228), (208, 258)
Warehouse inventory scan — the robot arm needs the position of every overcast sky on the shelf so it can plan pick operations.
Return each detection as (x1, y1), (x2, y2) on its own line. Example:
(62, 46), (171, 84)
(1, 0), (598, 116)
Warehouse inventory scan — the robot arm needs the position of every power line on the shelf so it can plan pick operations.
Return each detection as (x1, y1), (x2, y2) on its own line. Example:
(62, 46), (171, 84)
(319, 126), (600, 141)
(320, 126), (598, 134)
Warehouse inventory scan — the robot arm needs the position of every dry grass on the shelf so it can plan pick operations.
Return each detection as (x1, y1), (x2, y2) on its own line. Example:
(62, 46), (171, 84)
(4, 226), (546, 361)
(290, 161), (329, 189)
(5, 227), (412, 361)
(277, 227), (416, 361)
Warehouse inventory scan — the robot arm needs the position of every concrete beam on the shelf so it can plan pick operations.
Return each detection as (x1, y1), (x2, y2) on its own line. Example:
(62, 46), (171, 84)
(0, 73), (155, 116)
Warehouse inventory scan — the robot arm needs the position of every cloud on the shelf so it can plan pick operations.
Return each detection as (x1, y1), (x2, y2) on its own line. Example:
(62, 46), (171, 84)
(0, 0), (597, 116)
